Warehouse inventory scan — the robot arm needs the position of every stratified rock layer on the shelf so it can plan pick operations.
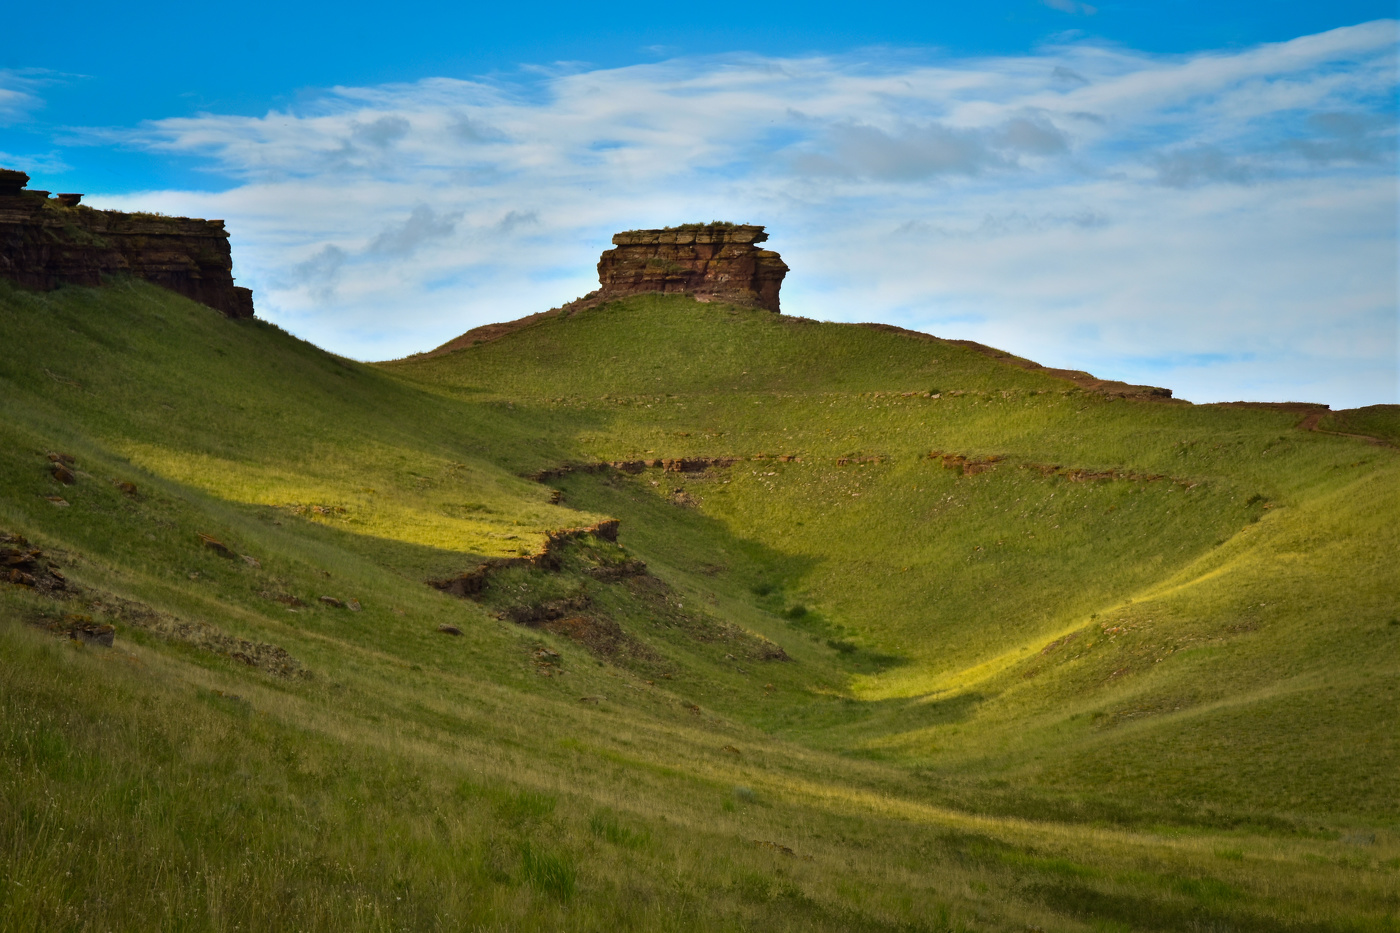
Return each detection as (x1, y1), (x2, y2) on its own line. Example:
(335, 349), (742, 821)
(0, 169), (253, 318)
(597, 224), (787, 312)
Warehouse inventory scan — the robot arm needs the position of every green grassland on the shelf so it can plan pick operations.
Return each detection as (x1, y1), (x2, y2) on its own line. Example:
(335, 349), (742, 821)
(2, 281), (1397, 931)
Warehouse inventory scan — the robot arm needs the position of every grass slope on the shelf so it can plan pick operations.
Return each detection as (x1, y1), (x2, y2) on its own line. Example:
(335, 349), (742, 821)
(2, 282), (1396, 931)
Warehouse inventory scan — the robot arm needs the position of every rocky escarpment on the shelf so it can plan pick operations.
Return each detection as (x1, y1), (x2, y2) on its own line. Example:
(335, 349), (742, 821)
(0, 168), (253, 318)
(596, 223), (788, 312)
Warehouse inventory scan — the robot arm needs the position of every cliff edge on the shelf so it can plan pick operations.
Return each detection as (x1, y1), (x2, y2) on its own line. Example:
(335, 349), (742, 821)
(0, 169), (254, 319)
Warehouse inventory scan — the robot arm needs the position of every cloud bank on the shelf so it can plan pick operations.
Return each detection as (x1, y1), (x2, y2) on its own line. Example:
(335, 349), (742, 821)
(81, 21), (1397, 405)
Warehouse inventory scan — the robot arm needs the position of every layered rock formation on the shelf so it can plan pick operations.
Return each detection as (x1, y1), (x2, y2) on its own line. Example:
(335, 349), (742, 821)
(0, 168), (254, 318)
(596, 223), (787, 312)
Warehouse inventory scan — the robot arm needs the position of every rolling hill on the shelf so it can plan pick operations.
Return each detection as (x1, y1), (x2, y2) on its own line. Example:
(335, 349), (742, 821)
(2, 280), (1396, 931)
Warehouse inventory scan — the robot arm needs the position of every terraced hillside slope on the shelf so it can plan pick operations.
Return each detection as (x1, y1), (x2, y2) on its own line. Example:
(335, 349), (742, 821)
(2, 280), (1396, 932)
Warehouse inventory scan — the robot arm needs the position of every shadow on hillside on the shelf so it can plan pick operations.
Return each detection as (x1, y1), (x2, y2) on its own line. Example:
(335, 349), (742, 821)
(547, 467), (913, 681)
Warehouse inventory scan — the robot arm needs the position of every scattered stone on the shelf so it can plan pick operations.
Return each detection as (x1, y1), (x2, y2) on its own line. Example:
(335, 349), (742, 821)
(241, 554), (261, 568)
(1018, 462), (1169, 484)
(1, 534), (67, 592)
(46, 452), (75, 465)
(261, 591), (304, 608)
(670, 489), (700, 508)
(346, 598), (361, 611)
(49, 461), (76, 485)
(929, 450), (1003, 476)
(319, 596), (344, 608)
(584, 558), (648, 581)
(498, 595), (591, 626)
(17, 561), (309, 676)
(437, 623), (463, 636)
(45, 496), (68, 507)
(63, 614), (115, 647)
(752, 839), (810, 860)
(197, 533), (237, 558)
(1041, 631), (1081, 655)
(578, 695), (605, 703)
(115, 480), (139, 497)
(721, 745), (741, 755)
(533, 645), (564, 676)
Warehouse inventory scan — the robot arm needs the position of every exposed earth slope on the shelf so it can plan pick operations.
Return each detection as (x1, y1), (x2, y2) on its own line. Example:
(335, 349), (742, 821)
(2, 282), (1396, 932)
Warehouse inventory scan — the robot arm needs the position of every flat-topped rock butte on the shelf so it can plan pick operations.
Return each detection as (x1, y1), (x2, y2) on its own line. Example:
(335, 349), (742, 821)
(596, 223), (788, 313)
(0, 168), (254, 318)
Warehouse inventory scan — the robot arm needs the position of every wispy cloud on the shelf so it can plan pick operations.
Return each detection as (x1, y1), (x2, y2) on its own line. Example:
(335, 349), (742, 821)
(0, 150), (70, 174)
(0, 69), (52, 125)
(81, 21), (1397, 405)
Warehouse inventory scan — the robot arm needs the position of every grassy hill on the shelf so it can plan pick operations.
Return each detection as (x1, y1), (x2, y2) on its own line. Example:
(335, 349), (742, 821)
(2, 281), (1396, 931)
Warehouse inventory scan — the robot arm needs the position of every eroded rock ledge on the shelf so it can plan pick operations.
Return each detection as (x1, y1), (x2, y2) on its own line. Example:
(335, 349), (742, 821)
(0, 168), (254, 318)
(596, 223), (788, 312)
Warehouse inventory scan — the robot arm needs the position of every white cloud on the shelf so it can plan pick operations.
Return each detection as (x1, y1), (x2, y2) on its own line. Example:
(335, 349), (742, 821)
(82, 21), (1398, 406)
(0, 70), (48, 125)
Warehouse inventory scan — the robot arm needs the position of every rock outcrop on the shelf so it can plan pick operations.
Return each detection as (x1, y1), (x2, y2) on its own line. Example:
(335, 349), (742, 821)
(596, 223), (787, 312)
(0, 168), (254, 318)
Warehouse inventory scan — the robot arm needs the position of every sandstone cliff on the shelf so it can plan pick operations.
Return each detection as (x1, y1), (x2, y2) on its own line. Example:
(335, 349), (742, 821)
(596, 223), (787, 312)
(0, 168), (253, 318)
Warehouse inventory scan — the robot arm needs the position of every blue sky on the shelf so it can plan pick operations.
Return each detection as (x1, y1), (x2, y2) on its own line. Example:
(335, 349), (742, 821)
(3, 1), (1397, 405)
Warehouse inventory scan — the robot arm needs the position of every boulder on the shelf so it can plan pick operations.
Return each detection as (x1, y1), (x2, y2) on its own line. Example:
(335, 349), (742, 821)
(65, 615), (115, 647)
(197, 533), (237, 558)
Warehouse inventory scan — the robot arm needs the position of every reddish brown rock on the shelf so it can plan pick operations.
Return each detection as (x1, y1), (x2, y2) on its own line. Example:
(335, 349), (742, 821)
(930, 451), (1003, 476)
(197, 532), (237, 558)
(64, 614), (115, 647)
(1, 533), (68, 593)
(0, 168), (254, 318)
(596, 223), (787, 312)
